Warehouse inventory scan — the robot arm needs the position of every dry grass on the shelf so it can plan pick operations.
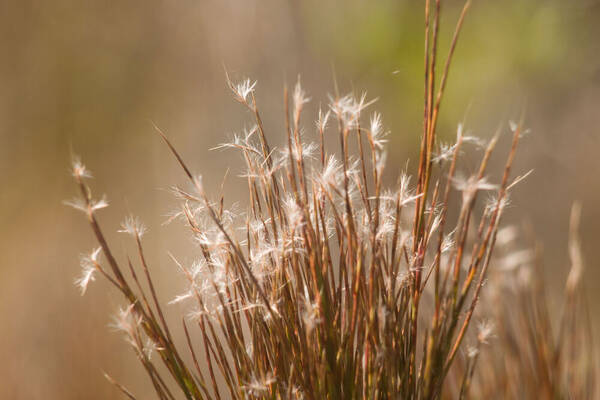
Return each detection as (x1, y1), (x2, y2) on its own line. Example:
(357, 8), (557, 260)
(66, 1), (595, 398)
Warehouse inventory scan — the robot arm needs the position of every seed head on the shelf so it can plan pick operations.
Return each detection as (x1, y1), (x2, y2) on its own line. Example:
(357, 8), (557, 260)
(118, 216), (148, 238)
(71, 157), (93, 180)
(228, 77), (257, 105)
(74, 247), (102, 295)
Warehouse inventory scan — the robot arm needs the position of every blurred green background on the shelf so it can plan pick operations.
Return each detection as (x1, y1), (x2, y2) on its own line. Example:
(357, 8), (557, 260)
(1, 0), (599, 398)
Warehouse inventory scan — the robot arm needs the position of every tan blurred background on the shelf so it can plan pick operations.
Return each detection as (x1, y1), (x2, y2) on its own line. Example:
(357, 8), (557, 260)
(1, 0), (599, 398)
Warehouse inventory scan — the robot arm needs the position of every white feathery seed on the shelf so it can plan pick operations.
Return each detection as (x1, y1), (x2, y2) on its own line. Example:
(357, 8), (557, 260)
(118, 216), (147, 238)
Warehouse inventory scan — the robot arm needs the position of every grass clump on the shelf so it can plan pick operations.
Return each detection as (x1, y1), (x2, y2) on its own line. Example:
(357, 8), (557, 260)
(66, 1), (595, 398)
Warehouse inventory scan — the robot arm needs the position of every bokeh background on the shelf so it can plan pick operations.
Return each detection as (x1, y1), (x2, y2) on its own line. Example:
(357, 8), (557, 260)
(1, 0), (599, 398)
